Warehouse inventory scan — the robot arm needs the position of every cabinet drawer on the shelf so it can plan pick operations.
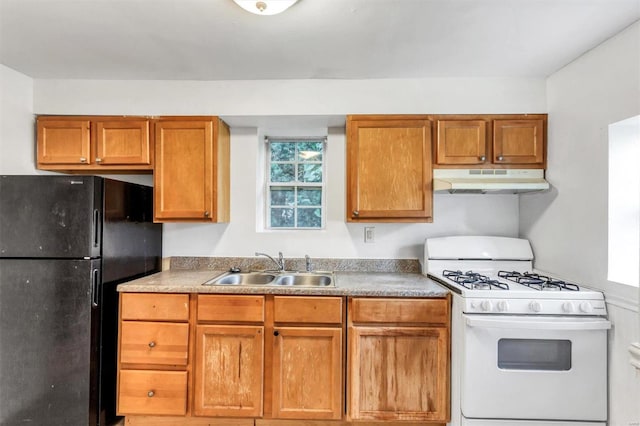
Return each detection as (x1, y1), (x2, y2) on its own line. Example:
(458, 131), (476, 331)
(350, 298), (449, 325)
(120, 321), (189, 366)
(121, 293), (189, 321)
(274, 296), (343, 324)
(198, 295), (264, 322)
(118, 369), (187, 416)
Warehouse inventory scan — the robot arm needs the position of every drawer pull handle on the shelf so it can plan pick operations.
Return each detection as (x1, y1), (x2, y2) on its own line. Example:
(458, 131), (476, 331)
(148, 341), (156, 348)
(479, 156), (486, 161)
(147, 390), (155, 397)
(79, 157), (87, 163)
(273, 330), (279, 337)
(497, 155), (504, 161)
(204, 211), (210, 217)
(353, 210), (359, 217)
(95, 157), (102, 163)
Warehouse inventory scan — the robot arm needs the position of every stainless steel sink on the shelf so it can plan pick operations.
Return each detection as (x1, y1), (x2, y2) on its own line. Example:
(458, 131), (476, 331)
(203, 272), (276, 285)
(203, 271), (334, 287)
(273, 273), (333, 286)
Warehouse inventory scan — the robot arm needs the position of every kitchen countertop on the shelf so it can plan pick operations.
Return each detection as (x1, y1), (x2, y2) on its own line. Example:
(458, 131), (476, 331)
(117, 269), (450, 298)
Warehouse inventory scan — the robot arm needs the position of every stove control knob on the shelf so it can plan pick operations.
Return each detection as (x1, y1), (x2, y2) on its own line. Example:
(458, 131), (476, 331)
(480, 300), (493, 312)
(529, 301), (542, 313)
(562, 302), (576, 313)
(497, 300), (509, 312)
(579, 302), (594, 313)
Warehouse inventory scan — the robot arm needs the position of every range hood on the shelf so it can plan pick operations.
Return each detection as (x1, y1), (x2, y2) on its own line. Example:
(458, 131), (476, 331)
(433, 169), (550, 194)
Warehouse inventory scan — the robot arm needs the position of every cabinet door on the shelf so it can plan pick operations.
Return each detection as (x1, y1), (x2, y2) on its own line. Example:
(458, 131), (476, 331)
(154, 120), (214, 221)
(193, 325), (264, 417)
(493, 119), (545, 165)
(348, 326), (449, 422)
(272, 327), (342, 419)
(37, 119), (91, 165)
(436, 120), (487, 165)
(347, 117), (432, 222)
(94, 120), (151, 165)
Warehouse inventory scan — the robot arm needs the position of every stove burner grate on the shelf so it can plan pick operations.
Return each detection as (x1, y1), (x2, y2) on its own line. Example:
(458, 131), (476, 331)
(443, 270), (510, 290)
(498, 271), (580, 291)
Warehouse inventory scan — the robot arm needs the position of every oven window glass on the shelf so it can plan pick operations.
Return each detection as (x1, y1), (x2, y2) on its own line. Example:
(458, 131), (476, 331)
(497, 339), (572, 371)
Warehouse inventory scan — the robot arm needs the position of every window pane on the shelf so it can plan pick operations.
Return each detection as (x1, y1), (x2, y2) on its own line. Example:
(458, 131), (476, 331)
(270, 208), (295, 228)
(298, 164), (322, 183)
(271, 187), (295, 206)
(271, 142), (295, 161)
(297, 142), (323, 162)
(271, 163), (295, 182)
(297, 188), (322, 206)
(298, 208), (322, 228)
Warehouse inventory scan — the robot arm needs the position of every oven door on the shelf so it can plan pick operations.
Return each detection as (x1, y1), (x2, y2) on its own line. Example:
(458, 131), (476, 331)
(462, 315), (610, 421)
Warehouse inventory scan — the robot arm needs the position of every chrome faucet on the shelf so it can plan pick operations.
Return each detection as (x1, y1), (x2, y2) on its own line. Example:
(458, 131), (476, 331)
(305, 254), (313, 272)
(255, 251), (285, 272)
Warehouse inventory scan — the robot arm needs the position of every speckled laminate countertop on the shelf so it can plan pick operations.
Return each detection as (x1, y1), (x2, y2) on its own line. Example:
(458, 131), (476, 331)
(117, 270), (450, 298)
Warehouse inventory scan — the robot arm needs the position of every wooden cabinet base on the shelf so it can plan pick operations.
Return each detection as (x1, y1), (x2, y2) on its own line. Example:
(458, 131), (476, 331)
(124, 417), (444, 426)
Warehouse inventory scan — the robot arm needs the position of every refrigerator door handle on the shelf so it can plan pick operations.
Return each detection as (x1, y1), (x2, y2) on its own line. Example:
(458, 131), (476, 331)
(93, 209), (101, 248)
(91, 268), (100, 307)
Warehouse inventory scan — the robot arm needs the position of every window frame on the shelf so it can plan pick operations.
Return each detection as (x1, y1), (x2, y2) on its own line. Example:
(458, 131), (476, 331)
(265, 137), (327, 230)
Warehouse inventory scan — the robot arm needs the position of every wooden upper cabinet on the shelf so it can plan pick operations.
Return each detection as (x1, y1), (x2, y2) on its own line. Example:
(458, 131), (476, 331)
(154, 117), (230, 222)
(434, 114), (546, 169)
(435, 120), (487, 165)
(347, 115), (433, 223)
(493, 119), (545, 165)
(37, 119), (91, 165)
(94, 120), (151, 165)
(36, 116), (153, 172)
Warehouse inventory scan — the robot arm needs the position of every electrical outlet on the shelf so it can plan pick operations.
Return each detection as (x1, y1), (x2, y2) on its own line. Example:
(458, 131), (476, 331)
(364, 226), (375, 243)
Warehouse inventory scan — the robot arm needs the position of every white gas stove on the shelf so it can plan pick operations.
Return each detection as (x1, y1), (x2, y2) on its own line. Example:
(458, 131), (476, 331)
(424, 235), (607, 316)
(423, 236), (610, 426)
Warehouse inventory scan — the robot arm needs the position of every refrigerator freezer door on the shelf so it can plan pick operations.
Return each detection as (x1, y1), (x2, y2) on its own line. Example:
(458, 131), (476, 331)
(102, 179), (162, 283)
(0, 258), (101, 426)
(0, 175), (102, 259)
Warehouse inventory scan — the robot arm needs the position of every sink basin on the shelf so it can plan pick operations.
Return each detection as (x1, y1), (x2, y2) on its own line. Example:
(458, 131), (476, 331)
(203, 272), (276, 285)
(273, 273), (333, 287)
(203, 271), (334, 287)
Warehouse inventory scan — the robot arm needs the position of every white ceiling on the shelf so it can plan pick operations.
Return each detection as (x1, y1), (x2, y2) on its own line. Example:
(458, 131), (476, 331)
(0, 0), (639, 81)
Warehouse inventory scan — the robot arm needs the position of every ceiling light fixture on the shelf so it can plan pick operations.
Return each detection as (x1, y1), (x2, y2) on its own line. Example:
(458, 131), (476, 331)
(232, 0), (298, 16)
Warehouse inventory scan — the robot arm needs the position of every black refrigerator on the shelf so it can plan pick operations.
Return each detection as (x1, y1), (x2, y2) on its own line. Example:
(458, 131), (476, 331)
(0, 175), (162, 426)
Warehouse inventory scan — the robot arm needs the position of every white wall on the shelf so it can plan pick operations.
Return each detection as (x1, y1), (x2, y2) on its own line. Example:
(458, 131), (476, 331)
(520, 21), (640, 425)
(0, 65), (35, 173)
(31, 77), (546, 259)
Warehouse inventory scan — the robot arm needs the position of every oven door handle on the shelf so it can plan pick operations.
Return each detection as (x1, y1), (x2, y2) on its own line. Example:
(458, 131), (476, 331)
(465, 317), (611, 330)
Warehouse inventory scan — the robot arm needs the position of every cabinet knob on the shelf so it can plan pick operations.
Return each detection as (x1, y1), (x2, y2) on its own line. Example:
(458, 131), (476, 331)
(204, 211), (210, 217)
(497, 156), (504, 161)
(79, 157), (87, 163)
(479, 156), (486, 161)
(95, 157), (102, 163)
(273, 330), (280, 337)
(148, 341), (156, 348)
(352, 211), (359, 217)
(147, 390), (155, 398)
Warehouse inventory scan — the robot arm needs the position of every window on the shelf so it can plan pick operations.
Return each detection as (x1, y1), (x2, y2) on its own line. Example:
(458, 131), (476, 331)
(266, 138), (326, 229)
(608, 115), (640, 287)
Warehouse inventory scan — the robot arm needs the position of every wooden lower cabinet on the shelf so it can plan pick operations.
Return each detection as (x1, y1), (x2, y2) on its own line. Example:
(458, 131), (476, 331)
(118, 293), (449, 425)
(347, 297), (450, 422)
(348, 326), (448, 421)
(271, 327), (342, 419)
(193, 324), (264, 417)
